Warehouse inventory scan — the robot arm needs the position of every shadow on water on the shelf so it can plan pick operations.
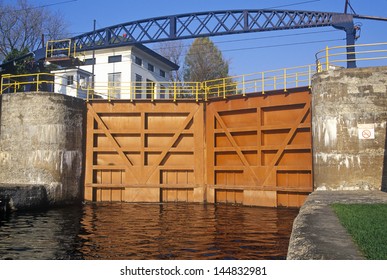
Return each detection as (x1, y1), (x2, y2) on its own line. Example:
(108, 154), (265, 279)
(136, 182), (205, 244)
(0, 203), (299, 260)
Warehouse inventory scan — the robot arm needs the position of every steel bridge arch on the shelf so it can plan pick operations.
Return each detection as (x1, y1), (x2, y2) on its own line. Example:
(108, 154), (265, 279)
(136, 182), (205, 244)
(28, 9), (357, 68)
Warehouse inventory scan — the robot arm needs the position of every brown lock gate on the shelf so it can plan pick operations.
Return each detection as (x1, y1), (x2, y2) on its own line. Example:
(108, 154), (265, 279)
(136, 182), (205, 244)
(84, 88), (312, 207)
(205, 88), (312, 207)
(84, 100), (205, 203)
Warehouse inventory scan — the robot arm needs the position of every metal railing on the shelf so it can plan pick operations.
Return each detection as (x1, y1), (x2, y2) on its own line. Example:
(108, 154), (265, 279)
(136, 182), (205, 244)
(203, 65), (314, 99)
(1, 73), (56, 93)
(87, 81), (204, 102)
(2, 42), (387, 99)
(315, 42), (387, 72)
(46, 39), (75, 59)
(0, 66), (316, 100)
(0, 73), (89, 99)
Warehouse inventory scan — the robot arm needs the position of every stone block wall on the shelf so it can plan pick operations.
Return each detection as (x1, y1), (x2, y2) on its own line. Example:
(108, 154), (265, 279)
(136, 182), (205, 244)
(312, 67), (387, 191)
(0, 92), (85, 209)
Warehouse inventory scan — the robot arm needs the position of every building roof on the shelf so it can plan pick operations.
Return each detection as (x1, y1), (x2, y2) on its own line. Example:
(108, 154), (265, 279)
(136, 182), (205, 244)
(133, 43), (179, 71)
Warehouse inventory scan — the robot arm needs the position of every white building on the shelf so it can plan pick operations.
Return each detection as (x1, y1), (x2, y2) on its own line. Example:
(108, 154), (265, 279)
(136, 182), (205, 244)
(51, 68), (91, 99)
(78, 44), (179, 99)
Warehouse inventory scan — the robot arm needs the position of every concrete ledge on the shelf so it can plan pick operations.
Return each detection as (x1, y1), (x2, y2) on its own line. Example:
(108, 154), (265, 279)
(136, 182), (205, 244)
(287, 190), (387, 260)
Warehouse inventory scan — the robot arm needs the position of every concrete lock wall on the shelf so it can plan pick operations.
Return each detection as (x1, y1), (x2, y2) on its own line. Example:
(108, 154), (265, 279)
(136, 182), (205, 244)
(312, 66), (387, 191)
(0, 92), (85, 209)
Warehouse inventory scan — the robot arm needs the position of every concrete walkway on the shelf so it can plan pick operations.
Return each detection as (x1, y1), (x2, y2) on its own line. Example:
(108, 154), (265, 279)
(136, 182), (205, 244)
(287, 190), (387, 260)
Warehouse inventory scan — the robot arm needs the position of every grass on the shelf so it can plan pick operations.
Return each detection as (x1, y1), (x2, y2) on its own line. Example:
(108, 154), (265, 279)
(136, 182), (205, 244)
(331, 203), (387, 260)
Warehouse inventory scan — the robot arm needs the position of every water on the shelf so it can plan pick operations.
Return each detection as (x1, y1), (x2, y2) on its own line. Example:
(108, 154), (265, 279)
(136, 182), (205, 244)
(0, 203), (298, 260)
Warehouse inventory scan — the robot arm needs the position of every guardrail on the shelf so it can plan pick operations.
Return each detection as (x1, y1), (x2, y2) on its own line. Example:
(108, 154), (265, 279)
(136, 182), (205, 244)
(203, 64), (314, 98)
(315, 42), (387, 71)
(0, 73), (88, 99)
(46, 39), (75, 59)
(88, 81), (203, 102)
(2, 42), (387, 100)
(1, 73), (56, 93)
(1, 65), (315, 101)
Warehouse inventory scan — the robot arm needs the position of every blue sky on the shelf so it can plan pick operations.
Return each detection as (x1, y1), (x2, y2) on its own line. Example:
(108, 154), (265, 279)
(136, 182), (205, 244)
(13, 0), (387, 74)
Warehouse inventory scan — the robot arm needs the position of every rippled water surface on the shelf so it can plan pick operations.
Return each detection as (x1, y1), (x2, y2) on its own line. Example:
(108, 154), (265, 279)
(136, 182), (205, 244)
(0, 203), (298, 260)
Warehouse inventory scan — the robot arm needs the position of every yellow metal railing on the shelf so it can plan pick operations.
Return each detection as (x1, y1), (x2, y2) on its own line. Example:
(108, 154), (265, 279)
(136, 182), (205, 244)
(315, 42), (387, 72)
(46, 39), (77, 59)
(1, 73), (56, 93)
(0, 73), (89, 98)
(203, 64), (314, 99)
(2, 41), (387, 99)
(87, 81), (204, 102)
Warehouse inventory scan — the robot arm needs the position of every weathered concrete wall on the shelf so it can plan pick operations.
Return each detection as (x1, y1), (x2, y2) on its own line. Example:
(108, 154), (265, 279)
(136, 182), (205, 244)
(312, 67), (387, 191)
(0, 92), (85, 209)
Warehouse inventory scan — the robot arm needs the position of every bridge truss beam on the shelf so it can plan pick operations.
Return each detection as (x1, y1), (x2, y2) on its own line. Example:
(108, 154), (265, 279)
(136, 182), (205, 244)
(32, 10), (356, 68)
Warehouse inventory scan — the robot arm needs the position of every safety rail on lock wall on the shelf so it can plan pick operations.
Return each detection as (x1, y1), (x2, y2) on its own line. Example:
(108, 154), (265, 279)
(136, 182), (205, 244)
(87, 65), (315, 101)
(0, 73), (89, 99)
(203, 65), (314, 99)
(3, 42), (387, 99)
(87, 81), (204, 102)
(1, 67), (315, 100)
(1, 73), (56, 94)
(316, 42), (387, 72)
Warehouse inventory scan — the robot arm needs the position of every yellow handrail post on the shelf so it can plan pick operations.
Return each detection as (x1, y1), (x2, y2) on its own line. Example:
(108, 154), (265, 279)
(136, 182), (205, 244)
(195, 83), (199, 102)
(296, 72), (298, 87)
(284, 68), (287, 92)
(262, 72), (265, 94)
(152, 84), (156, 101)
(325, 45), (330, 70)
(36, 74), (40, 92)
(173, 82), (177, 102)
(242, 76), (245, 96)
(223, 78), (226, 99)
(274, 76), (277, 90)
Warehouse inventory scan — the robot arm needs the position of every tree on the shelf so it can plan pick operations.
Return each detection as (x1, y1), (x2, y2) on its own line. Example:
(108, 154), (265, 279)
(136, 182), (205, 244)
(183, 37), (229, 82)
(0, 0), (68, 61)
(157, 40), (185, 82)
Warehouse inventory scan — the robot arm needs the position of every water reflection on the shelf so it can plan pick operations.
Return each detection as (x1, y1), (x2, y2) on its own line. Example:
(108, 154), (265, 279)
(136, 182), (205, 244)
(0, 203), (298, 260)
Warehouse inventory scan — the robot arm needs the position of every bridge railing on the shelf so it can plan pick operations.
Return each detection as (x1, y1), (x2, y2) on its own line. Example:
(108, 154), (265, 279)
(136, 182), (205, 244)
(315, 42), (387, 71)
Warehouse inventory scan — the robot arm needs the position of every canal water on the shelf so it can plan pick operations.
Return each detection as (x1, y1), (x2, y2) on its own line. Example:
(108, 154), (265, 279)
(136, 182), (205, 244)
(0, 203), (298, 260)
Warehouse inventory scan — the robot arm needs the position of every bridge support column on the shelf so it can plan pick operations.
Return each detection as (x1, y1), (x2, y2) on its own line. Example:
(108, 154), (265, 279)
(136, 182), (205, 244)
(332, 14), (357, 68)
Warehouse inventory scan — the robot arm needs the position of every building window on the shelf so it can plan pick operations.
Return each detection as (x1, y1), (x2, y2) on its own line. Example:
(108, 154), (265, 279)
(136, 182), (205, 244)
(108, 55), (122, 63)
(84, 58), (96, 65)
(159, 69), (166, 78)
(134, 56), (142, 66)
(66, 75), (74, 85)
(135, 74), (142, 98)
(148, 63), (154, 72)
(108, 72), (121, 97)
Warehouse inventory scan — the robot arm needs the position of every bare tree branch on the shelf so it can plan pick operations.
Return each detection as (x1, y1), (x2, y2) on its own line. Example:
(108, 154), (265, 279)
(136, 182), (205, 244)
(0, 0), (68, 61)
